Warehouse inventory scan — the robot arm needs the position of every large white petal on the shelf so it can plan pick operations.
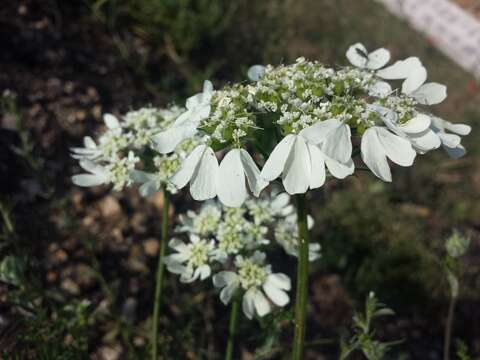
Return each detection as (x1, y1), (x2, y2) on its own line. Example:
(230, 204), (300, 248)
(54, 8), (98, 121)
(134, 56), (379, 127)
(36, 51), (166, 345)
(376, 57), (422, 79)
(79, 159), (106, 175)
(366, 48), (391, 70)
(84, 136), (97, 149)
(443, 121), (471, 136)
(410, 129), (441, 153)
(253, 290), (271, 317)
(213, 271), (237, 288)
(260, 134), (296, 181)
(242, 288), (256, 319)
(265, 273), (291, 290)
(325, 157), (355, 179)
(190, 147), (218, 200)
(307, 144), (326, 189)
(217, 149), (247, 207)
(104, 113), (119, 129)
(263, 283), (289, 307)
(376, 127), (416, 167)
(203, 80), (214, 93)
(282, 136), (311, 194)
(438, 132), (461, 148)
(346, 43), (368, 68)
(72, 174), (107, 187)
(170, 145), (205, 189)
(361, 127), (392, 182)
(152, 124), (197, 154)
(198, 265), (211, 280)
(220, 282), (239, 305)
(299, 119), (341, 145)
(402, 65), (427, 94)
(247, 65), (266, 81)
(399, 114), (431, 134)
(368, 81), (392, 98)
(412, 83), (447, 105)
(321, 123), (352, 163)
(240, 149), (269, 196)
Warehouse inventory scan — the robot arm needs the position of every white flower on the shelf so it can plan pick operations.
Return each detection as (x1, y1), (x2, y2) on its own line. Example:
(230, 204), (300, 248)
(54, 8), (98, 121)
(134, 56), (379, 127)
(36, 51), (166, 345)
(97, 114), (130, 160)
(170, 144), (219, 200)
(177, 202), (222, 236)
(153, 80), (214, 154)
(245, 191), (293, 225)
(361, 125), (416, 182)
(261, 119), (354, 194)
(164, 235), (215, 283)
(70, 136), (101, 160)
(212, 251), (291, 319)
(130, 154), (182, 196)
(346, 43), (391, 70)
(377, 57), (446, 105)
(72, 160), (109, 187)
(431, 117), (471, 159)
(369, 104), (440, 154)
(217, 149), (268, 207)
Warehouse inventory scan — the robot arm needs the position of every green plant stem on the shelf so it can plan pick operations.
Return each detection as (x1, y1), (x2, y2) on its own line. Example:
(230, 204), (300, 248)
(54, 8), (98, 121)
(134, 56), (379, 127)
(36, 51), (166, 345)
(151, 190), (170, 360)
(292, 194), (310, 360)
(225, 297), (240, 360)
(444, 295), (456, 360)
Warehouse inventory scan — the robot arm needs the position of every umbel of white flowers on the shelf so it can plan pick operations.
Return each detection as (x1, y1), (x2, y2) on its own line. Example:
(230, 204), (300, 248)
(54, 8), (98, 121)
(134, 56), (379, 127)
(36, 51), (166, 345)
(71, 43), (471, 207)
(147, 42), (470, 207)
(164, 191), (320, 319)
(71, 106), (204, 194)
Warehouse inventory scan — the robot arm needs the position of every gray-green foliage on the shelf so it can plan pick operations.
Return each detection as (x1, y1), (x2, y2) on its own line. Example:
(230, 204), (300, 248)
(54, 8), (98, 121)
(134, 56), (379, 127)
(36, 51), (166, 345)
(340, 292), (398, 360)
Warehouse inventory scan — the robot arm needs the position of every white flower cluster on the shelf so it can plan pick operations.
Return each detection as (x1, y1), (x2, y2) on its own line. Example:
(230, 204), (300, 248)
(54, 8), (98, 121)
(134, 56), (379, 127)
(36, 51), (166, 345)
(71, 106), (203, 194)
(150, 43), (470, 207)
(165, 191), (320, 319)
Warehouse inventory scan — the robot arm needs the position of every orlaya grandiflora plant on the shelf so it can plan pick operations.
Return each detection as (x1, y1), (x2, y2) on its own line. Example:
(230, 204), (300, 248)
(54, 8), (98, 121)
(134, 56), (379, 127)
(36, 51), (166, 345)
(165, 192), (318, 319)
(149, 42), (470, 358)
(153, 44), (469, 208)
(71, 42), (470, 360)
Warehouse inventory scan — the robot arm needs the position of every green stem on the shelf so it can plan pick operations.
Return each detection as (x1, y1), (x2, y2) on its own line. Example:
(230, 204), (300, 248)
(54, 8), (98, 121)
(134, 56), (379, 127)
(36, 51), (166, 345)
(152, 190), (170, 360)
(443, 295), (456, 360)
(225, 297), (241, 360)
(292, 194), (310, 360)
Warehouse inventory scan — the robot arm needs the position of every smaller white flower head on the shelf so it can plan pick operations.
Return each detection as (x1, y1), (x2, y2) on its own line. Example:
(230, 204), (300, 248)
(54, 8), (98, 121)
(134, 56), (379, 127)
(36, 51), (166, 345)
(177, 202), (222, 236)
(213, 251), (291, 319)
(165, 235), (215, 283)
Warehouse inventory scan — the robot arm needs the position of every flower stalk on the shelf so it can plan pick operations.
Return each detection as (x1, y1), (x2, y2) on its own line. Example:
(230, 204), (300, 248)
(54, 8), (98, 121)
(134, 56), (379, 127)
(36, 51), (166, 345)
(225, 296), (241, 360)
(151, 190), (170, 360)
(292, 194), (310, 360)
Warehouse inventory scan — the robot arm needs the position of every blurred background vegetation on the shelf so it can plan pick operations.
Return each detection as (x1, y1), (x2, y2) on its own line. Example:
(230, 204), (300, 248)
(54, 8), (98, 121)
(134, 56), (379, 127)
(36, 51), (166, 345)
(0, 0), (479, 358)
